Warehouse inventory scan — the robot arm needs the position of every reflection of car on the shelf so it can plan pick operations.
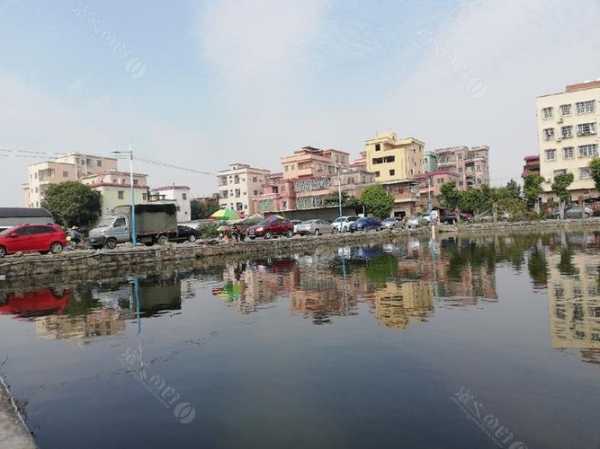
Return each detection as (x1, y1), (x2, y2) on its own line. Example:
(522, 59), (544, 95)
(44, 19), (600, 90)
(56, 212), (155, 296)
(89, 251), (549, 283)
(381, 218), (400, 229)
(0, 224), (67, 257)
(295, 219), (332, 236)
(0, 288), (70, 317)
(332, 216), (358, 233)
(349, 217), (382, 232)
(247, 218), (294, 239)
(169, 225), (201, 243)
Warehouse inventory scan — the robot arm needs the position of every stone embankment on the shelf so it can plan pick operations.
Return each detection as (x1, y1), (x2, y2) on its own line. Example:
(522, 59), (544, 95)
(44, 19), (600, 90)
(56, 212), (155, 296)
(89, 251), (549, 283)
(0, 375), (37, 449)
(1, 218), (600, 282)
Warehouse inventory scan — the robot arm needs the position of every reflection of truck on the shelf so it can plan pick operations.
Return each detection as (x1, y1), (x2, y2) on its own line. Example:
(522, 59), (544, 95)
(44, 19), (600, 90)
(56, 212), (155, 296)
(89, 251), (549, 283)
(88, 204), (177, 249)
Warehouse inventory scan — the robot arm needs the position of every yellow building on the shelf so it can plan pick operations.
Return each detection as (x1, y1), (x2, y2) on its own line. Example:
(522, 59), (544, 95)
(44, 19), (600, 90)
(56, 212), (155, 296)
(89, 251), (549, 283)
(80, 171), (150, 217)
(365, 132), (425, 183)
(536, 81), (600, 201)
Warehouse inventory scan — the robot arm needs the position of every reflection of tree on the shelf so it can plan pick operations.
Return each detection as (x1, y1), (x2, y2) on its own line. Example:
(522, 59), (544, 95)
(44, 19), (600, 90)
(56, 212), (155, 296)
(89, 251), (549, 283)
(365, 254), (398, 286)
(528, 248), (548, 288)
(558, 248), (579, 276)
(64, 285), (102, 316)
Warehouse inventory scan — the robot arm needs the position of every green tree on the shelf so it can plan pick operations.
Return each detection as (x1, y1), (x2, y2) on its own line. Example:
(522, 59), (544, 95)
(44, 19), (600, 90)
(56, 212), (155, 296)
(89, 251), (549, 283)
(439, 182), (461, 210)
(459, 188), (489, 216)
(589, 158), (600, 193)
(360, 185), (394, 219)
(191, 199), (219, 220)
(42, 181), (101, 228)
(505, 179), (521, 198)
(551, 173), (574, 219)
(523, 174), (544, 213)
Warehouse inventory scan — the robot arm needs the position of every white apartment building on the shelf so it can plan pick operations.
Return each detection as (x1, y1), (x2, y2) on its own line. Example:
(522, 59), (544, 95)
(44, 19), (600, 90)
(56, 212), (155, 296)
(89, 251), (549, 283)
(24, 153), (118, 208)
(80, 171), (150, 217)
(217, 163), (270, 215)
(150, 185), (191, 222)
(537, 81), (600, 200)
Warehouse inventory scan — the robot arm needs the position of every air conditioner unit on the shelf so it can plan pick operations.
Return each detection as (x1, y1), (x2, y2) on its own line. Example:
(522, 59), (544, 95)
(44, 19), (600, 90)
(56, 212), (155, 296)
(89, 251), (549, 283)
(556, 137), (562, 142)
(557, 118), (563, 124)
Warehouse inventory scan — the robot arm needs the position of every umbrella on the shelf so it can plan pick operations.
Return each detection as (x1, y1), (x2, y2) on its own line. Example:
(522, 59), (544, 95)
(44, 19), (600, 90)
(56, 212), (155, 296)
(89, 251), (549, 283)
(210, 208), (240, 220)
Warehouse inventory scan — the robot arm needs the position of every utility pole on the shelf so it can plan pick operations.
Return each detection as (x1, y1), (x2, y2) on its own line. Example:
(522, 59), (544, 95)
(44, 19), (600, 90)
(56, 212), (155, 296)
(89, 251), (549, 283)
(337, 165), (343, 217)
(113, 146), (137, 246)
(427, 175), (432, 212)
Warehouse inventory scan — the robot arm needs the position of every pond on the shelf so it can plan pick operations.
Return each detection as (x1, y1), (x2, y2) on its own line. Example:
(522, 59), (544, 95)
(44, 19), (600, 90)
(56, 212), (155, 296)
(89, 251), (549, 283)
(1, 231), (599, 449)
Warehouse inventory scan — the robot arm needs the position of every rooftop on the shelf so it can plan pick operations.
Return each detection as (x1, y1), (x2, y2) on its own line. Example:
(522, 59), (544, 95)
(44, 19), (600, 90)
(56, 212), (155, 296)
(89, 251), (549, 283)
(538, 79), (600, 98)
(152, 185), (190, 191)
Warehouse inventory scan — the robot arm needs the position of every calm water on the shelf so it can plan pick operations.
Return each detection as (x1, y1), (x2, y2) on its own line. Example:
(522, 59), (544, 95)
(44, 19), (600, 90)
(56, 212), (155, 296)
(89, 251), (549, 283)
(1, 232), (600, 449)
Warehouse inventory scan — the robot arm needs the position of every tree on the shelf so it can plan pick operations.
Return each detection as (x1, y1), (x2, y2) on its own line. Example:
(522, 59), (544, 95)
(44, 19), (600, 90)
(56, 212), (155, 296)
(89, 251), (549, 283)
(523, 174), (544, 213)
(42, 182), (101, 228)
(551, 173), (574, 219)
(589, 158), (600, 194)
(505, 179), (521, 199)
(191, 199), (219, 220)
(459, 188), (488, 216)
(439, 182), (461, 210)
(360, 185), (394, 219)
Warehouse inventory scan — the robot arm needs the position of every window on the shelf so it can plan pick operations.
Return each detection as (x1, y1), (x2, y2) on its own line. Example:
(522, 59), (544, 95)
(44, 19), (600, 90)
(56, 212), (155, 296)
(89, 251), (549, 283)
(118, 191), (124, 199)
(560, 104), (572, 116)
(576, 100), (595, 114)
(580, 167), (592, 179)
(253, 177), (257, 183)
(375, 171), (380, 177)
(114, 217), (126, 227)
(372, 156), (395, 164)
(562, 147), (574, 160)
(553, 169), (566, 177)
(133, 179), (139, 185)
(578, 144), (598, 158)
(389, 169), (395, 176)
(375, 143), (381, 151)
(63, 171), (69, 177)
(182, 193), (187, 200)
(235, 189), (240, 197)
(86, 158), (91, 165)
(545, 149), (556, 161)
(253, 190), (258, 196)
(142, 193), (147, 201)
(97, 160), (102, 167)
(543, 128), (555, 141)
(577, 122), (597, 136)
(561, 126), (573, 139)
(542, 107), (553, 119)
(284, 165), (289, 172)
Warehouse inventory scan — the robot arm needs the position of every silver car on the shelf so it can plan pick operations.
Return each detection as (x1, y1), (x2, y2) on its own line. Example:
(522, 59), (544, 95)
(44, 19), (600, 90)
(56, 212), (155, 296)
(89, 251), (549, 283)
(331, 216), (359, 233)
(295, 219), (332, 236)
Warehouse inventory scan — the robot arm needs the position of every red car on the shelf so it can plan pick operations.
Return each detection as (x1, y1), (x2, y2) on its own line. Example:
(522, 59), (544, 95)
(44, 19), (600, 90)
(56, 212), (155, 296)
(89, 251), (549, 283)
(0, 224), (67, 257)
(246, 217), (294, 239)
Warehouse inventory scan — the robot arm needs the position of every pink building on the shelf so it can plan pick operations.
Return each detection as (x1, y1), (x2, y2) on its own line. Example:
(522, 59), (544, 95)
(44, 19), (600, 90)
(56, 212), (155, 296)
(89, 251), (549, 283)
(254, 173), (296, 214)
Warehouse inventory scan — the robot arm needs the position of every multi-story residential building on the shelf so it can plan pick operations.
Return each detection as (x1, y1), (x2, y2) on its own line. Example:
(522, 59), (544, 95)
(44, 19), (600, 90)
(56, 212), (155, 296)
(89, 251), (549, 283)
(254, 173), (296, 214)
(217, 163), (270, 215)
(150, 185), (191, 222)
(522, 155), (540, 178)
(364, 133), (425, 183)
(281, 146), (350, 180)
(537, 81), (600, 201)
(423, 152), (438, 172)
(416, 170), (461, 209)
(24, 153), (118, 208)
(434, 145), (490, 190)
(80, 171), (149, 217)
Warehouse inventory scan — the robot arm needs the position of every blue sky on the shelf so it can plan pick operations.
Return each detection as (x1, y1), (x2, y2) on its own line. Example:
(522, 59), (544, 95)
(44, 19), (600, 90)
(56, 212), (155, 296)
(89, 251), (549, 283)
(2, 0), (600, 205)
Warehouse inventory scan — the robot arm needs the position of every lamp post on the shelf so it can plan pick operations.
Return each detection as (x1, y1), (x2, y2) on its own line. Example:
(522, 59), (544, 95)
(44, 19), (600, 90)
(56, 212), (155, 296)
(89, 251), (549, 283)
(337, 166), (343, 217)
(112, 146), (137, 246)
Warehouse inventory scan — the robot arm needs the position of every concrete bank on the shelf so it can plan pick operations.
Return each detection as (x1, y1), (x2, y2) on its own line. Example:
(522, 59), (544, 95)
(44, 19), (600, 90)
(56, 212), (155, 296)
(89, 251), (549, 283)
(0, 375), (37, 449)
(1, 218), (600, 282)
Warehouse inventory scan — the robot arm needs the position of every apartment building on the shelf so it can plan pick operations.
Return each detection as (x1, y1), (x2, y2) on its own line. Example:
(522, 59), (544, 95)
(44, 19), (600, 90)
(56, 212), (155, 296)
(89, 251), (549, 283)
(416, 170), (461, 209)
(254, 173), (296, 214)
(150, 185), (191, 222)
(281, 147), (350, 180)
(434, 145), (490, 190)
(537, 80), (600, 201)
(522, 155), (540, 178)
(80, 171), (149, 217)
(364, 133), (425, 183)
(24, 153), (118, 207)
(217, 163), (270, 215)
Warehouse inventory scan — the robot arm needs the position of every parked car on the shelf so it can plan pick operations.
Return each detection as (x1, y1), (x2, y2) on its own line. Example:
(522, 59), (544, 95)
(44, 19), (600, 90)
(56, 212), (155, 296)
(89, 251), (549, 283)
(246, 217), (294, 239)
(381, 218), (400, 229)
(332, 216), (359, 233)
(349, 217), (382, 232)
(169, 225), (201, 243)
(551, 206), (593, 219)
(440, 212), (473, 224)
(0, 224), (67, 257)
(295, 219), (333, 236)
(291, 220), (302, 234)
(406, 215), (430, 228)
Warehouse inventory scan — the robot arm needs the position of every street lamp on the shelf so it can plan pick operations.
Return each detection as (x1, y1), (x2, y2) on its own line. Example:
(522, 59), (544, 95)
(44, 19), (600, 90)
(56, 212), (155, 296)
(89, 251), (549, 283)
(112, 146), (137, 246)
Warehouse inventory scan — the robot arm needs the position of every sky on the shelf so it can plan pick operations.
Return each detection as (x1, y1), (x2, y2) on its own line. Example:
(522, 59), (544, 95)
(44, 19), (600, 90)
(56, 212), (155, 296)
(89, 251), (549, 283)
(2, 0), (600, 206)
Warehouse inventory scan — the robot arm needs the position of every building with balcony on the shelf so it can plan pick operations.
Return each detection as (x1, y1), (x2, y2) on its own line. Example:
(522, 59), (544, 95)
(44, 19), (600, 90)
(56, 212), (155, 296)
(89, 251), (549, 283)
(423, 152), (438, 172)
(24, 153), (118, 208)
(150, 185), (191, 222)
(364, 132), (425, 183)
(415, 170), (461, 209)
(217, 163), (270, 215)
(537, 81), (600, 202)
(382, 179), (421, 218)
(434, 145), (490, 190)
(80, 171), (150, 217)
(281, 146), (350, 180)
(254, 173), (296, 214)
(522, 155), (540, 178)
